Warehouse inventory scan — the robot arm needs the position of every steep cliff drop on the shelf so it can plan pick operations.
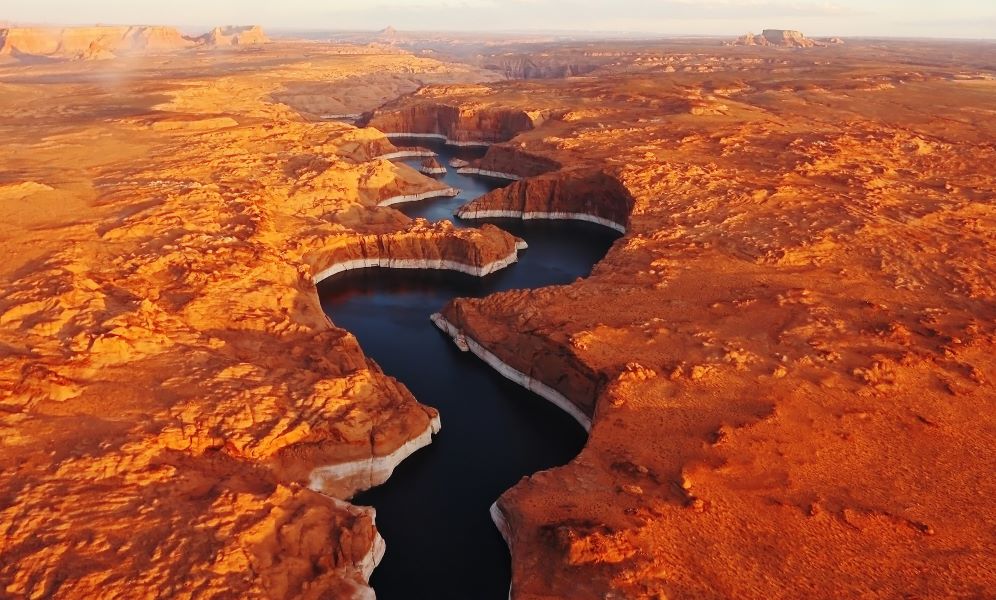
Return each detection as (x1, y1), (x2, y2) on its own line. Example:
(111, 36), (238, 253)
(364, 90), (555, 146)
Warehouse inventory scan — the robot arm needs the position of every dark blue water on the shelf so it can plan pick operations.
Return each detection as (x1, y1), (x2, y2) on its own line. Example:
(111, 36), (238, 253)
(389, 136), (510, 226)
(317, 139), (619, 600)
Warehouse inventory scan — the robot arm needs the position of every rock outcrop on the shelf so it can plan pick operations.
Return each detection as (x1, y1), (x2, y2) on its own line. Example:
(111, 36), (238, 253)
(457, 169), (631, 232)
(467, 144), (561, 179)
(730, 29), (820, 48)
(364, 87), (554, 145)
(417, 156), (447, 176)
(198, 25), (269, 47)
(483, 55), (603, 79)
(0, 26), (194, 58)
(308, 221), (526, 285)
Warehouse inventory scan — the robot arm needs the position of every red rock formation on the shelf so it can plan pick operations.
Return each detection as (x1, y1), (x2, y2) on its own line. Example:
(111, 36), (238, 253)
(457, 169), (632, 231)
(0, 26), (196, 58)
(418, 156), (447, 175)
(472, 144), (561, 179)
(199, 25), (269, 47)
(0, 47), (517, 600)
(306, 220), (527, 286)
(365, 89), (547, 144)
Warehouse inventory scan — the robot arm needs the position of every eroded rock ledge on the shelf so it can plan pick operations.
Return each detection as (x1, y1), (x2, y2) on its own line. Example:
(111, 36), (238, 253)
(435, 290), (606, 426)
(309, 221), (527, 284)
(454, 144), (562, 183)
(364, 86), (556, 145)
(458, 169), (632, 233)
(431, 313), (593, 430)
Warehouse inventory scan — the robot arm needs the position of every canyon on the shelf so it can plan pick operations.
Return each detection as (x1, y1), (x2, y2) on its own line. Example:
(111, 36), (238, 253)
(317, 141), (620, 597)
(0, 26), (994, 600)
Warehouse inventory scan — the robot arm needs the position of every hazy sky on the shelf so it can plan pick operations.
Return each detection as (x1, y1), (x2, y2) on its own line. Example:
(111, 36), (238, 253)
(4, 0), (995, 39)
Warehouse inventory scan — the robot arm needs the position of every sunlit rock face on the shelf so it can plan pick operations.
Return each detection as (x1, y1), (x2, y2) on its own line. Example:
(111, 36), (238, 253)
(197, 25), (269, 47)
(364, 92), (552, 145)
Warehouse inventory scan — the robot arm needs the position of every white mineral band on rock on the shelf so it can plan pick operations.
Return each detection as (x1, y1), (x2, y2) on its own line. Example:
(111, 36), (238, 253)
(490, 501), (512, 547)
(307, 414), (442, 495)
(375, 149), (437, 160)
(313, 248), (525, 283)
(318, 495), (387, 584)
(457, 208), (627, 234)
(455, 167), (522, 180)
(431, 313), (593, 431)
(377, 187), (460, 207)
(383, 132), (492, 147)
(491, 500), (513, 600)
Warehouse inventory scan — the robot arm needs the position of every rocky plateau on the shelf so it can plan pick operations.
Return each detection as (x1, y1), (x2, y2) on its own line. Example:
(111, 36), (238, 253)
(0, 27), (994, 600)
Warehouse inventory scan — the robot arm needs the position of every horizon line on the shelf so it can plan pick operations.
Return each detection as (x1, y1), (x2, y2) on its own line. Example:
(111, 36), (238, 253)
(2, 20), (995, 43)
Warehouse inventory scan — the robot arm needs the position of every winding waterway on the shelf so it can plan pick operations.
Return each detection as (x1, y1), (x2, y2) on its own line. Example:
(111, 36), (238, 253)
(317, 139), (619, 599)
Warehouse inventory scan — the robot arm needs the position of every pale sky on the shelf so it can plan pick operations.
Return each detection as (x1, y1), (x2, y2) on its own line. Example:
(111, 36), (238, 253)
(3, 0), (995, 39)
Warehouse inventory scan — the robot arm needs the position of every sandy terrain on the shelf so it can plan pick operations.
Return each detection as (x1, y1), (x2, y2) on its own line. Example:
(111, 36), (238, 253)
(1, 31), (994, 599)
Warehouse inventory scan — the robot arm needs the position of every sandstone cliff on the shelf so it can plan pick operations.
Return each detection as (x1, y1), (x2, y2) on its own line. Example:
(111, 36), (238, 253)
(418, 156), (447, 175)
(198, 25), (269, 47)
(364, 87), (555, 145)
(0, 26), (195, 58)
(457, 169), (632, 231)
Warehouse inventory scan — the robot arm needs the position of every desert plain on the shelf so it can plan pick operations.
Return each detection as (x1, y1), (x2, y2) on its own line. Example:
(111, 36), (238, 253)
(0, 24), (994, 600)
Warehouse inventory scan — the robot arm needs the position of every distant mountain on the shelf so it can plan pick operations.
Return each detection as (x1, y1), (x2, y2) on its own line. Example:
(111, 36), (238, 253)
(0, 25), (268, 61)
(728, 29), (830, 48)
(195, 25), (269, 47)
